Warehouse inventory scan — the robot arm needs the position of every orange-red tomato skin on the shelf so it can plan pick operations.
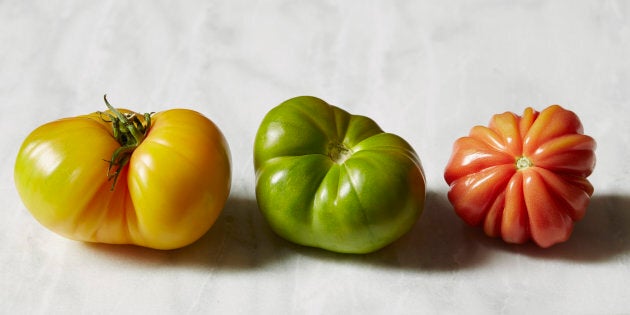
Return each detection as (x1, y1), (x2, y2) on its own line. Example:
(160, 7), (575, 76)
(444, 105), (595, 248)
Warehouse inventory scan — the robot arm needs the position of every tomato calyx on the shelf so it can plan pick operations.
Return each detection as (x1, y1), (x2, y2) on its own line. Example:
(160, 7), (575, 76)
(102, 95), (153, 190)
(328, 141), (352, 164)
(515, 156), (533, 170)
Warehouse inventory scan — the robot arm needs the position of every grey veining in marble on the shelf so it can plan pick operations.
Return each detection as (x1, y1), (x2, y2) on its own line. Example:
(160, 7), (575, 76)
(1, 1), (629, 313)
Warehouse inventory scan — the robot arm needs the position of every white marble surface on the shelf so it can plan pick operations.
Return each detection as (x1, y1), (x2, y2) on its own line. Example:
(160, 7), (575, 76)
(1, 1), (629, 314)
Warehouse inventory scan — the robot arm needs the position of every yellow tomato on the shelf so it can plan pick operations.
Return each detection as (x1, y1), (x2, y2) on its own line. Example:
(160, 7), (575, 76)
(14, 97), (231, 250)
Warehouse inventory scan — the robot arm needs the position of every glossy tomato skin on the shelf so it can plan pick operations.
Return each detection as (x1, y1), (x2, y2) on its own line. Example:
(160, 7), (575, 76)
(15, 108), (231, 250)
(444, 105), (596, 248)
(254, 96), (426, 254)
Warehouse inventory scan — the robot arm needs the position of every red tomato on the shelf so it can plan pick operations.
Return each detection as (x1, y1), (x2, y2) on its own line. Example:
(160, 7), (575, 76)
(444, 105), (596, 248)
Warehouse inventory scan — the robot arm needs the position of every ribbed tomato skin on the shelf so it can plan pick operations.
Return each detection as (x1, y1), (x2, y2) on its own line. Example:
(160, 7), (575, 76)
(15, 108), (231, 250)
(444, 105), (595, 248)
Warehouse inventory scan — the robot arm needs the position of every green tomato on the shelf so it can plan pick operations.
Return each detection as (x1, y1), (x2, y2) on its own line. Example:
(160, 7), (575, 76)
(254, 96), (426, 254)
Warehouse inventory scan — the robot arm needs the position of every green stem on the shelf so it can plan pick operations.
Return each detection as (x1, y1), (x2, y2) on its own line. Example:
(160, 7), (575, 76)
(515, 156), (534, 170)
(102, 95), (152, 190)
(328, 141), (351, 164)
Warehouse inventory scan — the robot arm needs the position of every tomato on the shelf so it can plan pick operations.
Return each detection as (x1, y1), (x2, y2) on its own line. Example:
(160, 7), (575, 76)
(254, 96), (426, 254)
(14, 97), (231, 250)
(444, 105), (596, 248)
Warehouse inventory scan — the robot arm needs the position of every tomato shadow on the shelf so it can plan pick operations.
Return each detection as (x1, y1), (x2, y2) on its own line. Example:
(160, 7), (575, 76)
(477, 193), (630, 261)
(82, 192), (630, 270)
(286, 191), (630, 269)
(288, 190), (489, 271)
(81, 195), (289, 271)
(374, 190), (489, 270)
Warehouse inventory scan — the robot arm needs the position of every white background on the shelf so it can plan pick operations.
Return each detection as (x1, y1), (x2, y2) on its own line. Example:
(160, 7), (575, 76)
(1, 1), (629, 314)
